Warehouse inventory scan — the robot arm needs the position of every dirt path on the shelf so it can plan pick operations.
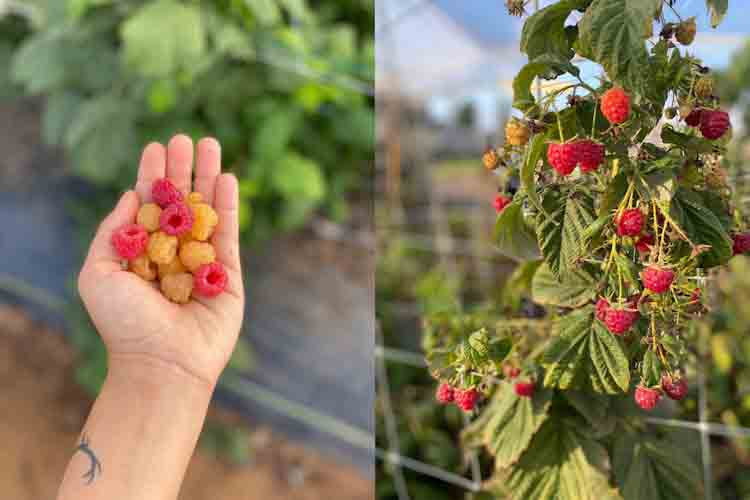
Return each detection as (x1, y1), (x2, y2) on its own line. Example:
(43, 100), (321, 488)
(0, 305), (372, 500)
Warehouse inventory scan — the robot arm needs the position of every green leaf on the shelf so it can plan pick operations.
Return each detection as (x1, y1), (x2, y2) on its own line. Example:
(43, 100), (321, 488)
(544, 307), (630, 394)
(578, 0), (660, 88)
(706, 0), (728, 28)
(501, 260), (542, 311)
(520, 134), (545, 211)
(600, 172), (628, 217)
(670, 188), (733, 268)
(536, 188), (595, 278)
(520, 1), (577, 61)
(563, 391), (615, 438)
(43, 91), (84, 146)
(531, 263), (597, 308)
(11, 27), (69, 93)
(271, 153), (327, 202)
(641, 349), (661, 386)
(121, 0), (206, 78)
(486, 419), (621, 500)
(244, 0), (282, 25)
(513, 55), (580, 112)
(494, 201), (541, 262)
(612, 426), (702, 500)
(462, 383), (553, 468)
(661, 124), (716, 154)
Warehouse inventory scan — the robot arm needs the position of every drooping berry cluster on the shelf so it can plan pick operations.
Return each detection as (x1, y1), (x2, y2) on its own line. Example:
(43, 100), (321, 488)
(111, 178), (227, 303)
(435, 383), (480, 412)
(547, 139), (605, 176)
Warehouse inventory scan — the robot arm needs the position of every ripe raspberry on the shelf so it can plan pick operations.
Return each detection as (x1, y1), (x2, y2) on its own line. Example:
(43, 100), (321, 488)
(635, 233), (655, 254)
(505, 118), (531, 146)
(454, 388), (479, 412)
(147, 231), (178, 265)
(661, 375), (688, 401)
(547, 142), (578, 176)
(577, 140), (605, 172)
(193, 262), (228, 298)
(700, 110), (731, 140)
(604, 306), (638, 335)
(159, 202), (194, 236)
(152, 178), (184, 208)
(641, 266), (675, 294)
(191, 203), (219, 241)
(684, 108), (703, 127)
(129, 253), (157, 281)
(600, 87), (631, 124)
(158, 255), (187, 280)
(160, 272), (194, 304)
(616, 209), (644, 237)
(733, 233), (750, 255)
(137, 203), (162, 232)
(187, 192), (203, 204)
(595, 298), (610, 322)
(514, 381), (535, 398)
(689, 288), (701, 303)
(179, 241), (216, 272)
(436, 383), (455, 404)
(483, 148), (501, 170)
(111, 223), (149, 260)
(675, 17), (697, 46)
(634, 385), (662, 410)
(503, 364), (521, 379)
(494, 195), (512, 214)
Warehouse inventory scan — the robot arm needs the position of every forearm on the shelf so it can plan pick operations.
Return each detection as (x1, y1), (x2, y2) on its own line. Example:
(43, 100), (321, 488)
(56, 354), (215, 500)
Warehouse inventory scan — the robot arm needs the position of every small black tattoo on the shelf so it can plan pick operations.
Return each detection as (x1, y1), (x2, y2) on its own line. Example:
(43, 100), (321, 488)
(75, 433), (102, 485)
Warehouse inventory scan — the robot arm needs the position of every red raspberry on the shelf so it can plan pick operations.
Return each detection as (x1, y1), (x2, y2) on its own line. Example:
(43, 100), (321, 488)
(193, 262), (228, 297)
(600, 87), (631, 124)
(493, 195), (512, 214)
(111, 223), (149, 260)
(595, 298), (610, 322)
(685, 108), (703, 127)
(159, 202), (194, 236)
(641, 265), (675, 294)
(700, 109), (730, 140)
(152, 178), (184, 208)
(661, 375), (688, 401)
(690, 288), (701, 303)
(616, 209), (644, 237)
(454, 388), (479, 412)
(503, 365), (521, 379)
(635, 233), (655, 254)
(436, 383), (455, 404)
(732, 232), (750, 255)
(577, 140), (605, 172)
(634, 385), (662, 410)
(514, 381), (535, 398)
(547, 142), (578, 176)
(604, 306), (638, 335)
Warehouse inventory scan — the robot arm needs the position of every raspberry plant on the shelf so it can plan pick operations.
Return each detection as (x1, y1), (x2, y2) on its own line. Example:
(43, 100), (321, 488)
(424, 1), (747, 498)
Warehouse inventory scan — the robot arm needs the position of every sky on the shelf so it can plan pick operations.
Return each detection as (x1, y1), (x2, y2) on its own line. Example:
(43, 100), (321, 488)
(376, 0), (750, 132)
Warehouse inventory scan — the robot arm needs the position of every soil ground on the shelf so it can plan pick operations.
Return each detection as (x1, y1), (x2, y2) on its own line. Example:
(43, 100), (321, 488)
(0, 304), (372, 500)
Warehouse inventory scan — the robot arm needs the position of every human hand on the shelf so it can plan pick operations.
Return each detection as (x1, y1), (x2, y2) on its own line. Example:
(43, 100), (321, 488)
(77, 135), (245, 389)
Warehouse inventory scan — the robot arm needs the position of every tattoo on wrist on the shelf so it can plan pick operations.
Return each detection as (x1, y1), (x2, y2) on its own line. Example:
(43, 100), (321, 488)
(75, 433), (102, 485)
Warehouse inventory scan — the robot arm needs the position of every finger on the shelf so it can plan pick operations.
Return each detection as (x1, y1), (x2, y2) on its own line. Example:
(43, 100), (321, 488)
(84, 190), (141, 270)
(211, 174), (241, 275)
(134, 142), (166, 202)
(166, 134), (194, 195)
(194, 137), (221, 205)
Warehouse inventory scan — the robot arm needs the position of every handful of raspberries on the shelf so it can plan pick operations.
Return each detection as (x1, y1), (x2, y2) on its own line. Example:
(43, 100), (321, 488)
(110, 178), (227, 303)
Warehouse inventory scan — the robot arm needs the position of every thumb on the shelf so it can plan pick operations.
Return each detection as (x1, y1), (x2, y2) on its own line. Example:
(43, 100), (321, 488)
(84, 190), (141, 268)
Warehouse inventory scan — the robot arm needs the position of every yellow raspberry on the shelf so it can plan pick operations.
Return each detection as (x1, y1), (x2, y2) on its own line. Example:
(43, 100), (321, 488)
(187, 192), (203, 204)
(179, 241), (216, 272)
(179, 231), (194, 247)
(137, 203), (162, 233)
(158, 255), (188, 280)
(694, 76), (714, 99)
(147, 231), (178, 265)
(191, 203), (219, 241)
(129, 254), (157, 281)
(505, 118), (530, 146)
(482, 148), (501, 171)
(160, 273), (193, 304)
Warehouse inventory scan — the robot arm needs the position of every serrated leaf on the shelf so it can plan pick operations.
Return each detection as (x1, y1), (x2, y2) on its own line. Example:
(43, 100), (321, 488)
(670, 188), (733, 268)
(43, 91), (84, 146)
(513, 55), (579, 111)
(536, 189), (595, 278)
(11, 27), (69, 94)
(612, 426), (702, 500)
(544, 308), (630, 394)
(486, 418), (622, 500)
(563, 390), (615, 438)
(520, 1), (577, 61)
(661, 124), (716, 154)
(706, 0), (728, 28)
(462, 383), (552, 468)
(641, 349), (661, 386)
(521, 134), (545, 211)
(245, 0), (282, 25)
(494, 202), (541, 262)
(578, 0), (660, 88)
(639, 168), (677, 204)
(600, 172), (628, 217)
(531, 263), (597, 308)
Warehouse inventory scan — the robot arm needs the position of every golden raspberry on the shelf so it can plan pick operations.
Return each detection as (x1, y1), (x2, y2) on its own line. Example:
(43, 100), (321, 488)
(137, 203), (162, 232)
(179, 231), (194, 247)
(160, 273), (193, 304)
(694, 76), (714, 99)
(129, 254), (157, 281)
(482, 148), (501, 170)
(179, 241), (216, 272)
(505, 118), (530, 146)
(147, 231), (178, 265)
(191, 203), (219, 241)
(158, 255), (188, 280)
(187, 192), (203, 204)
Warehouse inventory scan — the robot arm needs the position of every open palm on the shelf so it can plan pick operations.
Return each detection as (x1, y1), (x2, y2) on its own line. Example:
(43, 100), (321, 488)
(78, 135), (245, 387)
